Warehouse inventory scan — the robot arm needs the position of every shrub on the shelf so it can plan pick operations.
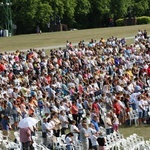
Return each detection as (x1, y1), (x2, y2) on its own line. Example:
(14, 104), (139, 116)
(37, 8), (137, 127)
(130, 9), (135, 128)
(137, 16), (150, 25)
(116, 19), (124, 26)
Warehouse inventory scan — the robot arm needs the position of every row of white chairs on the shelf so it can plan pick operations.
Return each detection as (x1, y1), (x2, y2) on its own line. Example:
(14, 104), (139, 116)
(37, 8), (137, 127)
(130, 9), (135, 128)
(10, 130), (150, 150)
(105, 132), (149, 150)
(0, 131), (20, 150)
(13, 128), (150, 150)
(121, 134), (145, 150)
(105, 131), (125, 150)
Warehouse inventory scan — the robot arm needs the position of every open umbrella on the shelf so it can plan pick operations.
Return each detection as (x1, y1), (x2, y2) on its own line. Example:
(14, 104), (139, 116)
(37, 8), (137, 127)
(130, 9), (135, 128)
(18, 117), (39, 128)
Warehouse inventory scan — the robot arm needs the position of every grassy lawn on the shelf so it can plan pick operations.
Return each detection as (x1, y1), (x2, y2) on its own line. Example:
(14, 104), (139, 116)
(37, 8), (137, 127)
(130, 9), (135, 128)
(119, 124), (150, 140)
(0, 24), (150, 52)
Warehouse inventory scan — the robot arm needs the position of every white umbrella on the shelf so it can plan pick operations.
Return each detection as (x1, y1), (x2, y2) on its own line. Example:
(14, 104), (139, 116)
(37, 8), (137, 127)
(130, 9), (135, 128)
(18, 117), (39, 128)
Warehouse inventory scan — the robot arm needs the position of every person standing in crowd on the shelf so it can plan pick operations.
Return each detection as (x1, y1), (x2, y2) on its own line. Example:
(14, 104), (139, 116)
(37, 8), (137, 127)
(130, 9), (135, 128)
(90, 131), (99, 150)
(136, 96), (144, 125)
(77, 97), (84, 123)
(80, 123), (89, 150)
(70, 101), (78, 124)
(51, 112), (61, 137)
(92, 99), (100, 115)
(110, 111), (119, 132)
(105, 112), (113, 135)
(70, 120), (80, 144)
(41, 118), (49, 146)
(1, 115), (11, 136)
(59, 110), (69, 134)
(20, 127), (32, 150)
(113, 99), (121, 119)
(91, 115), (100, 132)
(87, 123), (97, 150)
(20, 99), (28, 119)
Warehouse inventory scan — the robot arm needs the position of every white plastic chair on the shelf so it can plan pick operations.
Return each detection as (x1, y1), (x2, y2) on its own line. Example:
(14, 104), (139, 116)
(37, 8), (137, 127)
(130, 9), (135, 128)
(54, 137), (66, 150)
(144, 140), (150, 150)
(2, 140), (20, 150)
(132, 134), (145, 146)
(112, 131), (125, 149)
(128, 111), (138, 126)
(105, 134), (116, 150)
(14, 131), (22, 149)
(32, 142), (49, 150)
(119, 138), (132, 150)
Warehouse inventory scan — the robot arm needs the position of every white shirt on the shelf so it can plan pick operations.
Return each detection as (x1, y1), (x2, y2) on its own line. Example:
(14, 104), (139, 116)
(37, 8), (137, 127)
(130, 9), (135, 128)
(141, 99), (147, 111)
(127, 83), (134, 93)
(7, 88), (13, 97)
(59, 105), (66, 111)
(113, 114), (119, 125)
(46, 122), (54, 136)
(115, 85), (123, 92)
(90, 134), (98, 146)
(136, 100), (143, 112)
(87, 127), (96, 138)
(65, 136), (73, 146)
(70, 125), (79, 133)
(143, 100), (149, 111)
(105, 117), (112, 129)
(59, 115), (68, 128)
(77, 102), (83, 114)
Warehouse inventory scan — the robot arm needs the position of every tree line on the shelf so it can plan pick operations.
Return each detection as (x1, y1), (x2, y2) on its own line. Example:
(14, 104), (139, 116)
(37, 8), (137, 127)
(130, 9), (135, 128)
(0, 0), (149, 34)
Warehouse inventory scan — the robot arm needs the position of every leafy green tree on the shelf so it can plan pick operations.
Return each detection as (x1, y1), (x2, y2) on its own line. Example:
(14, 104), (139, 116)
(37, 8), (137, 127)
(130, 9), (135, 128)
(110, 0), (132, 21)
(35, 2), (53, 30)
(12, 0), (52, 34)
(132, 0), (149, 16)
(62, 0), (77, 28)
(9, 0), (150, 34)
(48, 0), (64, 18)
(74, 0), (91, 29)
(88, 0), (110, 27)
(12, 0), (38, 33)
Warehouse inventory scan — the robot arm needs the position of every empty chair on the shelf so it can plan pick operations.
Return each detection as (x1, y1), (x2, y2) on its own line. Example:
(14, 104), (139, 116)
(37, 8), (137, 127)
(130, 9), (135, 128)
(128, 111), (138, 126)
(32, 142), (50, 150)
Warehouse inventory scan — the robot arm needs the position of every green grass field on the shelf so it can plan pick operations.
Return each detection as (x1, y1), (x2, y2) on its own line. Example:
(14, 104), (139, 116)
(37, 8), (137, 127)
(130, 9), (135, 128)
(0, 24), (150, 52)
(119, 124), (150, 140)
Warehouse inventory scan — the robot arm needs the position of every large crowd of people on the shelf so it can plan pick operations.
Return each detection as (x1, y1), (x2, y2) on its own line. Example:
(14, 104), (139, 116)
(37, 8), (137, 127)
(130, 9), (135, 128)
(0, 29), (150, 150)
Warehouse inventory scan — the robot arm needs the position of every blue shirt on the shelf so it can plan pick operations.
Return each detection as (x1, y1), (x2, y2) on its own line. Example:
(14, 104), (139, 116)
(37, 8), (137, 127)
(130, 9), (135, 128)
(91, 119), (99, 131)
(1, 119), (9, 130)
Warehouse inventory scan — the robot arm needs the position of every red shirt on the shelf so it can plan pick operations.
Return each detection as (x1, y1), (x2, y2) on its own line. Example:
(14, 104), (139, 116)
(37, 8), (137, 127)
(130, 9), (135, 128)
(45, 75), (51, 84)
(92, 102), (99, 113)
(0, 63), (5, 72)
(71, 104), (78, 114)
(8, 72), (13, 80)
(78, 84), (84, 94)
(113, 102), (121, 115)
(147, 67), (150, 76)
(57, 58), (62, 66)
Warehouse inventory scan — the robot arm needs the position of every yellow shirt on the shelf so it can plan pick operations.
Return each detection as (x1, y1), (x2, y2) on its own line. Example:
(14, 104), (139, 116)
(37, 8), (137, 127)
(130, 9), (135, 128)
(126, 70), (133, 79)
